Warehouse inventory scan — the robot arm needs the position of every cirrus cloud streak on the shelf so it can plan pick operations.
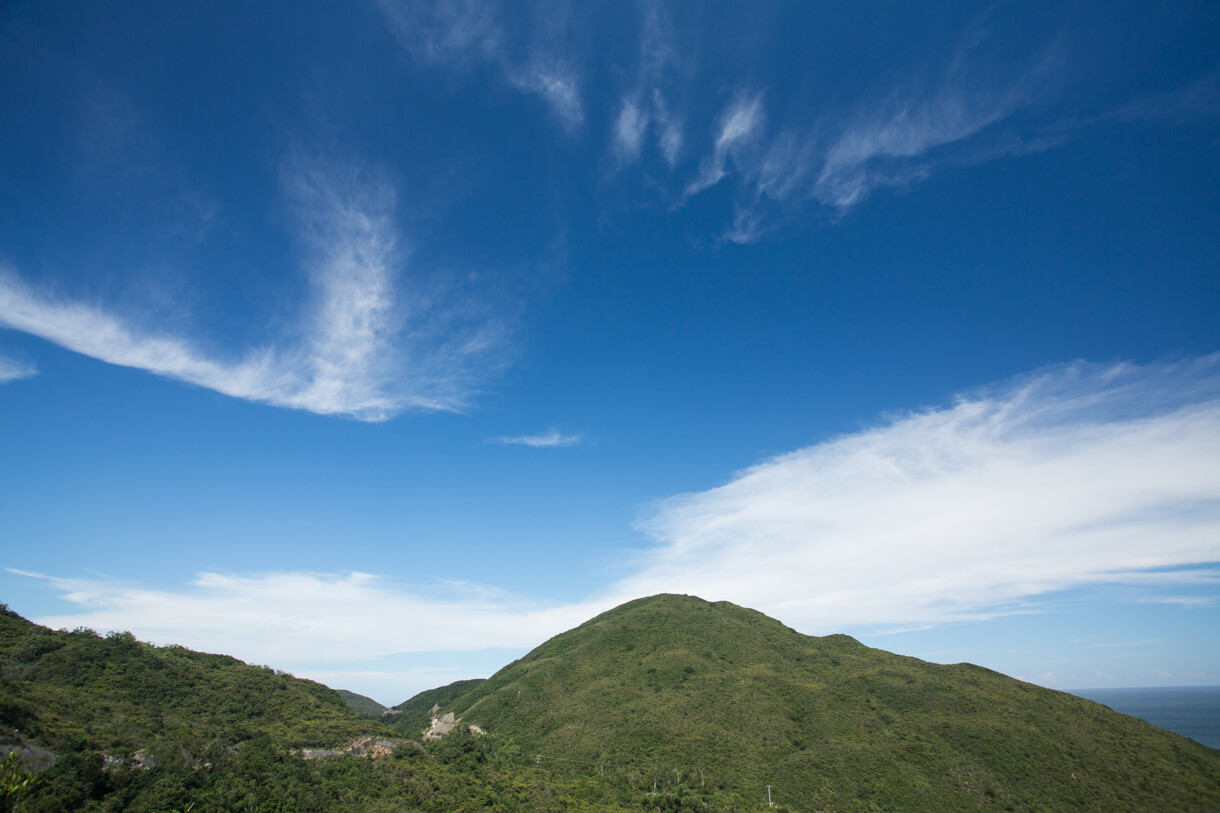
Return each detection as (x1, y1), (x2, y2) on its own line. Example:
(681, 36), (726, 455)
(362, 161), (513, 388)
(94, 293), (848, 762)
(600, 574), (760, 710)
(0, 157), (504, 421)
(377, 0), (584, 130)
(0, 353), (36, 384)
(623, 357), (1220, 630)
(492, 430), (582, 448)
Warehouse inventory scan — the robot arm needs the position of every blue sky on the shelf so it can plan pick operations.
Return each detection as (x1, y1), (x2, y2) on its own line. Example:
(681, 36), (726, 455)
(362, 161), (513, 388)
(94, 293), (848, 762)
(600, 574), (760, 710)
(1, 0), (1218, 704)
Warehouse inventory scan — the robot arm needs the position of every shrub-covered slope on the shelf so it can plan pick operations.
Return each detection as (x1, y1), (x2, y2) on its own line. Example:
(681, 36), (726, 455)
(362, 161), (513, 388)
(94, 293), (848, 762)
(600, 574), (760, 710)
(445, 594), (1220, 812)
(0, 608), (377, 754)
(0, 605), (628, 813)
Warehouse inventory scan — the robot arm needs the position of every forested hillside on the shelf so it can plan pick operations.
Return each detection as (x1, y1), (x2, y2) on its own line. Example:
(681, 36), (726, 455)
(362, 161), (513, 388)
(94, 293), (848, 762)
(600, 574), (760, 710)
(0, 605), (623, 812)
(444, 594), (1220, 812)
(3, 597), (1218, 812)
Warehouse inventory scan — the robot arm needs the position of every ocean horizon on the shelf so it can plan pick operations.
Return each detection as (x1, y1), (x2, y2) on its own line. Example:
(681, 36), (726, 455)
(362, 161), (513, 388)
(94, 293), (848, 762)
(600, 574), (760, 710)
(1070, 686), (1220, 750)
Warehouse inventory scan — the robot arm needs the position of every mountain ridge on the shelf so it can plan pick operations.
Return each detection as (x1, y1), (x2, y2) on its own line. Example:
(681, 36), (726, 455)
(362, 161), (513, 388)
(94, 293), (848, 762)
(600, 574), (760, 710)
(427, 593), (1220, 811)
(3, 595), (1218, 811)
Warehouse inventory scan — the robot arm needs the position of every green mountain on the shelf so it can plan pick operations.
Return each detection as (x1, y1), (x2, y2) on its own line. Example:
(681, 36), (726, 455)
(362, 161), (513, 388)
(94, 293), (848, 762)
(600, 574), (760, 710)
(440, 594), (1220, 812)
(335, 689), (388, 719)
(0, 605), (625, 812)
(3, 595), (1218, 812)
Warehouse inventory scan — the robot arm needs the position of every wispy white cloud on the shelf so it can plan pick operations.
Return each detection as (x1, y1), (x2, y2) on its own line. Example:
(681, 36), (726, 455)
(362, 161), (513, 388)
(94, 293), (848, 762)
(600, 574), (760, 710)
(0, 157), (503, 420)
(612, 98), (649, 166)
(0, 270), (295, 408)
(1139, 595), (1218, 608)
(683, 93), (765, 199)
(724, 204), (773, 246)
(506, 63), (583, 130)
(378, 0), (583, 130)
(812, 84), (1022, 211)
(702, 77), (1038, 239)
(607, 7), (683, 170)
(620, 356), (1220, 632)
(376, 0), (502, 65)
(381, 4), (1206, 239)
(684, 54), (1207, 238)
(0, 353), (36, 384)
(672, 17), (1057, 239)
(653, 89), (684, 167)
(804, 10), (1048, 212)
(492, 430), (582, 448)
(1080, 73), (1220, 129)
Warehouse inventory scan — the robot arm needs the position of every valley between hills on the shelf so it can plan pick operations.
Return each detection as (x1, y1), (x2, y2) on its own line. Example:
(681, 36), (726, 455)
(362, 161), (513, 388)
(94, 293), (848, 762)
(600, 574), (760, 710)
(1, 594), (1217, 812)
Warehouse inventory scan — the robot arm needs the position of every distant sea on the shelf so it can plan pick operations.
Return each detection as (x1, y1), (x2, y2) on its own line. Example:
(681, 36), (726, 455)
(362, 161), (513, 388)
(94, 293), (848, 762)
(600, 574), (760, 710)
(1070, 686), (1220, 750)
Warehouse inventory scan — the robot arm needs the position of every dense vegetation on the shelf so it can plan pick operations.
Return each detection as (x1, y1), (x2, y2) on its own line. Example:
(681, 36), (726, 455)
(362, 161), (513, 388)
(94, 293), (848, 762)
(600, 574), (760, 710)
(0, 613), (372, 755)
(0, 606), (625, 812)
(446, 594), (1220, 812)
(2, 596), (1217, 812)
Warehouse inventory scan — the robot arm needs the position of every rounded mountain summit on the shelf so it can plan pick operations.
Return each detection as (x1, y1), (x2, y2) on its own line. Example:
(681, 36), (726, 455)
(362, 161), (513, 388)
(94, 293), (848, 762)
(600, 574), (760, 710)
(399, 594), (1220, 811)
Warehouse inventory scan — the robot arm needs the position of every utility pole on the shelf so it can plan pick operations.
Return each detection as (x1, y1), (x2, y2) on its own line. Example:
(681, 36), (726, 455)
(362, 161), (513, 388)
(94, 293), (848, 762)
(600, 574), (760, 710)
(767, 784), (774, 808)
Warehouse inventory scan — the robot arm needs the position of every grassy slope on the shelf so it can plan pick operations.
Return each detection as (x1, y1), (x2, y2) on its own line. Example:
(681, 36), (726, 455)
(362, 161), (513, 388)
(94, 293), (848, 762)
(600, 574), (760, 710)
(446, 594), (1220, 812)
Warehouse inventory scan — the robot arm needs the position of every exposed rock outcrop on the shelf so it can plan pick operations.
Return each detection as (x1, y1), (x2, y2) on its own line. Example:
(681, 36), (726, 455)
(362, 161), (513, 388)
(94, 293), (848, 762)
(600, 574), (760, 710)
(299, 748), (343, 760)
(345, 737), (397, 759)
(423, 711), (457, 740)
(423, 708), (487, 740)
(299, 737), (404, 760)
